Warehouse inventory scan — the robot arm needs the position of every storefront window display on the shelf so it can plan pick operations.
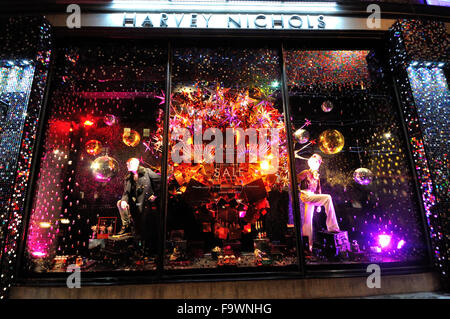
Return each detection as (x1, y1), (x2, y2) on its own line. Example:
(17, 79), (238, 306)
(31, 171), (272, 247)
(164, 43), (298, 271)
(284, 49), (429, 265)
(22, 41), (432, 275)
(23, 42), (167, 273)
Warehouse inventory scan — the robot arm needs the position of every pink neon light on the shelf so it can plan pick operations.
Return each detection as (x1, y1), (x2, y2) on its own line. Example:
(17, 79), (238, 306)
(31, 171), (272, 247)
(397, 239), (406, 249)
(31, 251), (46, 258)
(378, 234), (392, 248)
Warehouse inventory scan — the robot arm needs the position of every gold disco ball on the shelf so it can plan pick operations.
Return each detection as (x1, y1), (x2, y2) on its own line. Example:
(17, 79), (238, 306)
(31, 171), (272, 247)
(122, 129), (141, 147)
(85, 139), (102, 156)
(318, 129), (345, 155)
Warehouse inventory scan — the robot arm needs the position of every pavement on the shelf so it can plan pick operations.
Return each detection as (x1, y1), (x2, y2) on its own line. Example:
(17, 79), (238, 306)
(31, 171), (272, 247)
(360, 291), (450, 299)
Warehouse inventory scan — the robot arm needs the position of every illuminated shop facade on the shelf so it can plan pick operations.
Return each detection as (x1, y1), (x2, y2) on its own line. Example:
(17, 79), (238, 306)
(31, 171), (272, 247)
(0, 1), (449, 297)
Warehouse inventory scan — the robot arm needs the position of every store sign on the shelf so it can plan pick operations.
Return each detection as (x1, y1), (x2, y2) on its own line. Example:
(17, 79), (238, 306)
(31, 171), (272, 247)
(121, 13), (326, 29)
(46, 12), (397, 31)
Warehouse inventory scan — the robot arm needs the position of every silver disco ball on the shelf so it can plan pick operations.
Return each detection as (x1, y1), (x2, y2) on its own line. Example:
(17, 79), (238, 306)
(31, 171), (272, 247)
(293, 128), (310, 144)
(321, 100), (334, 112)
(353, 167), (374, 185)
(91, 155), (119, 182)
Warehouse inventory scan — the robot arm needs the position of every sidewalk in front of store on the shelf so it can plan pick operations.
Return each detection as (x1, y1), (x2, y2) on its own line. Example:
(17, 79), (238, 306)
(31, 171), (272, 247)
(360, 291), (450, 299)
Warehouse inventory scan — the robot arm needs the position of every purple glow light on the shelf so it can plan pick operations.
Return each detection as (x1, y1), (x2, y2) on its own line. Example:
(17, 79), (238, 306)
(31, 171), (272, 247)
(397, 239), (406, 249)
(239, 211), (246, 218)
(426, 0), (450, 7)
(378, 234), (392, 248)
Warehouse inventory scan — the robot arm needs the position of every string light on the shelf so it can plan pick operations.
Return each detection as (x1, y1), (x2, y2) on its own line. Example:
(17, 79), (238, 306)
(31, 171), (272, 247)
(0, 17), (52, 299)
(388, 19), (449, 288)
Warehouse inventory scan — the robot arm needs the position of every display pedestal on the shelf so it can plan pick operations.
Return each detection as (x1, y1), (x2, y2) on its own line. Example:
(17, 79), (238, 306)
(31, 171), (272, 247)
(102, 235), (134, 261)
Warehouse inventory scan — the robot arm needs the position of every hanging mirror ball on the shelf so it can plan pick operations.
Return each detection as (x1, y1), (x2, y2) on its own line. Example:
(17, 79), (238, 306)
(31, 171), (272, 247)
(321, 100), (334, 112)
(353, 167), (374, 185)
(91, 155), (119, 182)
(85, 139), (102, 156)
(104, 114), (117, 126)
(318, 129), (345, 154)
(293, 128), (310, 144)
(122, 130), (141, 147)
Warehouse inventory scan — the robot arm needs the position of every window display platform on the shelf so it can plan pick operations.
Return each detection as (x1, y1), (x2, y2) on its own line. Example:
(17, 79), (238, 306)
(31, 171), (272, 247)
(10, 272), (441, 299)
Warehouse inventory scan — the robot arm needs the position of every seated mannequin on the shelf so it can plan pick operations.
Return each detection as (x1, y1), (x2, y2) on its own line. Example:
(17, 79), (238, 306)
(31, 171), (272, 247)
(297, 154), (340, 252)
(115, 158), (160, 237)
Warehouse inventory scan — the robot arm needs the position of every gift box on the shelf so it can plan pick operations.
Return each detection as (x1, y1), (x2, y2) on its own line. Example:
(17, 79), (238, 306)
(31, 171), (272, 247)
(316, 231), (351, 258)
(96, 217), (117, 239)
(215, 226), (229, 240)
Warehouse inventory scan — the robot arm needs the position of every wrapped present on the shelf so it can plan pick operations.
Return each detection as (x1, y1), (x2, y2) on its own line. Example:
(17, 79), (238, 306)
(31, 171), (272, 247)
(316, 230), (351, 259)
(214, 225), (229, 240)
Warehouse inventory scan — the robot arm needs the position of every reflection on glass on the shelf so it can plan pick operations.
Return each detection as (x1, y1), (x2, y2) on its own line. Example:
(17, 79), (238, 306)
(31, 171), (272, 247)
(164, 45), (297, 270)
(24, 43), (166, 272)
(285, 50), (428, 265)
(0, 60), (35, 263)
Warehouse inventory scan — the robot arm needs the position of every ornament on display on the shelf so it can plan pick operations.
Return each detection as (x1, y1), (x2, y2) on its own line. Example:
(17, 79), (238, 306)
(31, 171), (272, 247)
(85, 139), (102, 156)
(83, 119), (95, 127)
(104, 114), (117, 126)
(321, 100), (334, 112)
(91, 155), (119, 182)
(353, 167), (374, 185)
(122, 129), (141, 147)
(293, 128), (310, 144)
(318, 129), (345, 154)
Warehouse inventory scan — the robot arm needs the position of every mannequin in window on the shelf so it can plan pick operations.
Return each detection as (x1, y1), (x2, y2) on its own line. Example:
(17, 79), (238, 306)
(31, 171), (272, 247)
(116, 158), (161, 237)
(297, 153), (340, 252)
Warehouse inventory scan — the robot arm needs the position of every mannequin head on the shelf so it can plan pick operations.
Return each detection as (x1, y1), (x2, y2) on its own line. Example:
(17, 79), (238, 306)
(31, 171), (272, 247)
(126, 157), (140, 173)
(307, 153), (322, 171)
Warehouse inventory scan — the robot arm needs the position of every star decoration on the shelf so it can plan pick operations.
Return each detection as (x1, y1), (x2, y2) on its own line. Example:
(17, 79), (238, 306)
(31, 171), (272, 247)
(155, 90), (166, 105)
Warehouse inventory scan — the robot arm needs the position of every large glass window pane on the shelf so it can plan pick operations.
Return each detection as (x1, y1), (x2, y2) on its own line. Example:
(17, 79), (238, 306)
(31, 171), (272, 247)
(164, 43), (298, 271)
(284, 49), (428, 265)
(24, 42), (166, 273)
